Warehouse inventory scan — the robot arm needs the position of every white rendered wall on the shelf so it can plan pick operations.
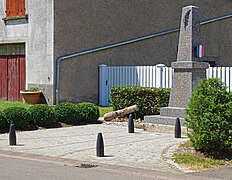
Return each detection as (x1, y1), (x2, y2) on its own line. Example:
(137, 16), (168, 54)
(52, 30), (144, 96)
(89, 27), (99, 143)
(0, 0), (54, 104)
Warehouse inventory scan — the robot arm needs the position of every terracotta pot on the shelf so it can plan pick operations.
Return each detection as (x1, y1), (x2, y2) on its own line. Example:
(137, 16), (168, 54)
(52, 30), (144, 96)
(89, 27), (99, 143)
(20, 90), (42, 104)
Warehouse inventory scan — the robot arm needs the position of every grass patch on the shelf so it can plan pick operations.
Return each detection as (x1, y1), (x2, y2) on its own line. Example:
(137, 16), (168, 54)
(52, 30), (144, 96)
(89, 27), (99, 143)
(174, 153), (228, 170)
(0, 100), (31, 111)
(178, 141), (193, 149)
(98, 106), (113, 117)
(173, 141), (232, 171)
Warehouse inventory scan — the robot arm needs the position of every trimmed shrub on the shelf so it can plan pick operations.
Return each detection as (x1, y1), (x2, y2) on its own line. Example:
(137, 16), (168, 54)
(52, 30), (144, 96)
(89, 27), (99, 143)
(110, 86), (170, 118)
(3, 107), (29, 130)
(0, 111), (6, 129)
(28, 104), (56, 127)
(54, 102), (80, 124)
(186, 78), (232, 152)
(77, 102), (99, 123)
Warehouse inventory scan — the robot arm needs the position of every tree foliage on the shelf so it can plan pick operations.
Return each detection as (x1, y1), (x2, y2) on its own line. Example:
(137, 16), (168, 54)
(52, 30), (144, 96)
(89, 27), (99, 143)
(186, 78), (232, 152)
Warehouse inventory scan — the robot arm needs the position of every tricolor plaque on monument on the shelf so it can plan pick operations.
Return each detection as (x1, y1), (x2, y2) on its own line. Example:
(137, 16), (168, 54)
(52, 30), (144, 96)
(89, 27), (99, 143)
(195, 45), (204, 58)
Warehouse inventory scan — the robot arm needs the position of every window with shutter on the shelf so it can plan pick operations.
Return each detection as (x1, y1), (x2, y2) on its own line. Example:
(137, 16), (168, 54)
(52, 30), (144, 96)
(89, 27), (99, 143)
(5, 0), (26, 18)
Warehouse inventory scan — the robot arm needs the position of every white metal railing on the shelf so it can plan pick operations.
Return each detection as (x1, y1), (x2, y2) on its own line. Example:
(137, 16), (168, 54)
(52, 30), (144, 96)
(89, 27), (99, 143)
(99, 64), (232, 106)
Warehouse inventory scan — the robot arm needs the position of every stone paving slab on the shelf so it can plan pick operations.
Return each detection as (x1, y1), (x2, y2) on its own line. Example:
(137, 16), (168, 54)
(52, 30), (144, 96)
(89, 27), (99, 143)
(0, 124), (187, 173)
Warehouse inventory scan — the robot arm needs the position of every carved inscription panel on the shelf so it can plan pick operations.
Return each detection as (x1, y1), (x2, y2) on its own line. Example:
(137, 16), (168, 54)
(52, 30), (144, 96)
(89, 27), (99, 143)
(179, 35), (191, 52)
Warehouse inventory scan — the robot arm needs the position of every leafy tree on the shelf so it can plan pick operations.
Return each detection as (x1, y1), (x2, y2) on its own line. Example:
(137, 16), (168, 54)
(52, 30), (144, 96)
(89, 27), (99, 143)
(186, 78), (232, 152)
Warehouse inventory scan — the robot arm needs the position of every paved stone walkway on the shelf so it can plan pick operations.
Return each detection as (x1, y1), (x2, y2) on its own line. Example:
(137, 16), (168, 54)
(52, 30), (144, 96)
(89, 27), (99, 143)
(0, 124), (187, 173)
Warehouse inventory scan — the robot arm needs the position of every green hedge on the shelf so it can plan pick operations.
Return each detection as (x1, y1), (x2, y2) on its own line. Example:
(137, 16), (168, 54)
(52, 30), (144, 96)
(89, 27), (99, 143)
(28, 104), (56, 127)
(110, 86), (170, 118)
(77, 102), (99, 123)
(55, 102), (99, 124)
(54, 102), (81, 124)
(0, 101), (100, 130)
(3, 107), (29, 130)
(186, 78), (232, 153)
(0, 111), (6, 129)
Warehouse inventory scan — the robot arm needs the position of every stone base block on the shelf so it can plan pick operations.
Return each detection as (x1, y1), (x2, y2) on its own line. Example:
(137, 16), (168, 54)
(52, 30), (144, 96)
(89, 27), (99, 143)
(160, 107), (185, 118)
(144, 115), (185, 126)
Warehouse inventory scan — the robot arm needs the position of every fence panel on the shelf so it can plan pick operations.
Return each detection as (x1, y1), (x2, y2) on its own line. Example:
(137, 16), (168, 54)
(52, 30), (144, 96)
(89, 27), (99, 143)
(99, 64), (232, 106)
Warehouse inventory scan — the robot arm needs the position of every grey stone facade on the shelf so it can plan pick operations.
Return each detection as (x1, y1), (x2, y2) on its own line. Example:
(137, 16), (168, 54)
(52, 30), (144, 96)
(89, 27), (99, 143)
(54, 1), (232, 104)
(0, 0), (232, 104)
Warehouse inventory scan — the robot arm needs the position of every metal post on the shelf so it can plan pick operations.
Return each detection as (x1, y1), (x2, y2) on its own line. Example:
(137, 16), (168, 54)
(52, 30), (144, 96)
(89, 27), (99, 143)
(9, 124), (16, 145)
(96, 133), (104, 157)
(128, 114), (134, 133)
(175, 117), (181, 138)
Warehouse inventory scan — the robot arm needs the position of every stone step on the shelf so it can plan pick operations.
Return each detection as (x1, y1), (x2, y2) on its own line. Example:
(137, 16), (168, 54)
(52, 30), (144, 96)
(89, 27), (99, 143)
(144, 115), (185, 126)
(160, 107), (185, 118)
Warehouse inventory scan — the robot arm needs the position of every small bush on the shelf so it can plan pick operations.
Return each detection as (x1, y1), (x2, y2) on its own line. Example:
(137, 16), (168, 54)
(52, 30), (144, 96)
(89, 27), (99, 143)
(25, 87), (41, 92)
(3, 107), (29, 130)
(0, 111), (6, 129)
(110, 86), (170, 118)
(54, 102), (80, 124)
(186, 78), (232, 152)
(77, 102), (99, 123)
(28, 104), (56, 127)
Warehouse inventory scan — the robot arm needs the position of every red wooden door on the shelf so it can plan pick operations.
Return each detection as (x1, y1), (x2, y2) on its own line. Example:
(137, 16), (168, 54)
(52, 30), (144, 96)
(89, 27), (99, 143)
(0, 55), (25, 101)
(0, 56), (8, 100)
(19, 56), (26, 97)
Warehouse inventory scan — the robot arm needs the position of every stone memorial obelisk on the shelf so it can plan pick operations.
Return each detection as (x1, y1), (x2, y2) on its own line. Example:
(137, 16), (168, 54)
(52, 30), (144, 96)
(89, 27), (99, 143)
(144, 5), (209, 125)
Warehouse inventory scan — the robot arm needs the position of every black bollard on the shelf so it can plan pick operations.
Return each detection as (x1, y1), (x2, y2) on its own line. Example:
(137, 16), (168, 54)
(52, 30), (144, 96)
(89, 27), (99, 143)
(96, 133), (104, 157)
(128, 114), (134, 133)
(175, 117), (181, 138)
(9, 124), (16, 145)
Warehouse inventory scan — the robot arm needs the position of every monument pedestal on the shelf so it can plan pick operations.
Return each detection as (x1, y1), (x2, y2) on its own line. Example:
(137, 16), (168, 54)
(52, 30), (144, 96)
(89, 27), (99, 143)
(144, 61), (208, 126)
(169, 61), (209, 108)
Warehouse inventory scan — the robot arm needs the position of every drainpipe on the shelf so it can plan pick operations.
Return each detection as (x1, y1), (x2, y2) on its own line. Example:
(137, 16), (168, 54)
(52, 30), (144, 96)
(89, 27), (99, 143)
(55, 27), (180, 105)
(55, 13), (232, 104)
